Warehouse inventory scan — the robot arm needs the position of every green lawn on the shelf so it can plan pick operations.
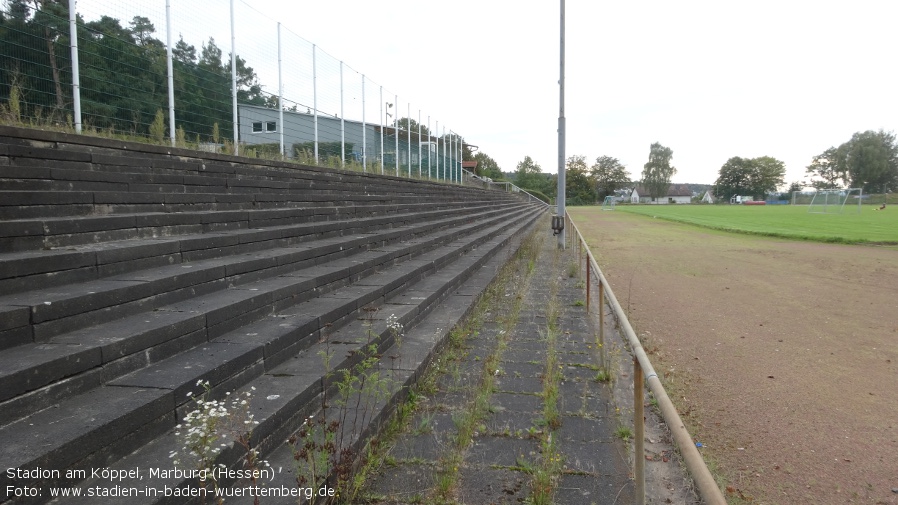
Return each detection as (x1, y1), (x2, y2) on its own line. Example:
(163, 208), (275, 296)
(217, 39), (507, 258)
(614, 204), (898, 244)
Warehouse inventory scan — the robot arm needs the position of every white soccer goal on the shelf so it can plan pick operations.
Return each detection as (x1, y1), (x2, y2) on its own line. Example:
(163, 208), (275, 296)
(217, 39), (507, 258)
(601, 196), (617, 211)
(807, 188), (863, 214)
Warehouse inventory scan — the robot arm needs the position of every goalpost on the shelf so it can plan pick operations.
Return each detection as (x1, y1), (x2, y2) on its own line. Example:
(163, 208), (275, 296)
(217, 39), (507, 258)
(601, 196), (617, 211)
(807, 188), (863, 214)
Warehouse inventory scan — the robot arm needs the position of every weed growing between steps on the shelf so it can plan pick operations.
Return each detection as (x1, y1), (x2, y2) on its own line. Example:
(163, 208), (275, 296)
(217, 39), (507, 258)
(524, 246), (565, 505)
(171, 380), (268, 503)
(431, 229), (542, 502)
(288, 313), (406, 503)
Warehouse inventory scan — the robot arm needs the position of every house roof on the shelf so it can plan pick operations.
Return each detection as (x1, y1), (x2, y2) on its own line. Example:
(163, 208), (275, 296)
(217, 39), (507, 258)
(633, 184), (693, 197)
(462, 161), (478, 169)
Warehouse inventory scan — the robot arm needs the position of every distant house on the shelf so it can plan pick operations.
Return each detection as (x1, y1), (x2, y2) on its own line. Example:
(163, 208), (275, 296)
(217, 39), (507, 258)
(630, 184), (693, 204)
(701, 189), (715, 203)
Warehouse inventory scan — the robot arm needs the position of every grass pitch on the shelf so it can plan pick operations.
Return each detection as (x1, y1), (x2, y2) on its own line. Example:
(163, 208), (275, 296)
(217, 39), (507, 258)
(616, 204), (898, 244)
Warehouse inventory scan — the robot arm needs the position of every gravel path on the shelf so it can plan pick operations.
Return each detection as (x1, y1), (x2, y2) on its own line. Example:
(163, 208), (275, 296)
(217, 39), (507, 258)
(571, 207), (898, 505)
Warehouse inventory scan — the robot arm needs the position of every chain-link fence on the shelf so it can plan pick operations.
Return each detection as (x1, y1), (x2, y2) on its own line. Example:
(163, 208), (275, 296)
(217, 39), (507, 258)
(0, 0), (464, 181)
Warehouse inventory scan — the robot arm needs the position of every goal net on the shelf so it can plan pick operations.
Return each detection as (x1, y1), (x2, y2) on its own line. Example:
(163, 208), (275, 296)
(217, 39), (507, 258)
(601, 195), (617, 211)
(791, 191), (816, 206)
(807, 188), (863, 214)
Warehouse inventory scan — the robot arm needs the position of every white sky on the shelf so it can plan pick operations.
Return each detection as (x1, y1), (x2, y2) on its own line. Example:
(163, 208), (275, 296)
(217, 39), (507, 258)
(76, 0), (898, 186)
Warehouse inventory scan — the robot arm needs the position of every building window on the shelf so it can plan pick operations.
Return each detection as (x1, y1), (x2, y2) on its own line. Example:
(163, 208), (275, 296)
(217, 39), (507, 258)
(251, 121), (277, 133)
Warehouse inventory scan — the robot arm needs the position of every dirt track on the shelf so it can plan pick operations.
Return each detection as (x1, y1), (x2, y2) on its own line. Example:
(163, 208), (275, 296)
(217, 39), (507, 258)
(569, 207), (898, 505)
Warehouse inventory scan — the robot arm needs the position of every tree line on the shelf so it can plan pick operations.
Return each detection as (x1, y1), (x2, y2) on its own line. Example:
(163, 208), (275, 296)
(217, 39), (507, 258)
(509, 143), (677, 205)
(804, 130), (897, 193)
(506, 129), (897, 205)
(507, 153), (634, 205)
(1, 1), (480, 160)
(1, 0), (270, 141)
(715, 129), (897, 201)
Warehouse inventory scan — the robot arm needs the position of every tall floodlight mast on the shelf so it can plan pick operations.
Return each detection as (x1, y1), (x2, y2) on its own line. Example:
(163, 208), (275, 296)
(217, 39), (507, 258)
(556, 0), (566, 249)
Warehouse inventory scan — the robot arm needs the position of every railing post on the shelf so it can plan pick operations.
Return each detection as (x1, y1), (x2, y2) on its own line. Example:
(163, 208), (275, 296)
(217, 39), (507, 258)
(586, 260), (590, 315)
(635, 356), (645, 505)
(578, 234), (581, 276)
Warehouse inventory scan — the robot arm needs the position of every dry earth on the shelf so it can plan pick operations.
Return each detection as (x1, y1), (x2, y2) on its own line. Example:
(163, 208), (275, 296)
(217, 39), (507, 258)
(569, 207), (898, 505)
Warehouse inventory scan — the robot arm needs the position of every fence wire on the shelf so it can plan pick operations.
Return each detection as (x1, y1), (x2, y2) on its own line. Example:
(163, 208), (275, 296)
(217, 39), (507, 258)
(0, 0), (464, 180)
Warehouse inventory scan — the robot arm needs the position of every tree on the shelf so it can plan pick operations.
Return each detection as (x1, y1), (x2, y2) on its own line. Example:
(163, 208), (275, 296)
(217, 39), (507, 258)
(514, 155), (556, 197)
(394, 117), (430, 138)
(590, 155), (631, 199)
(641, 142), (676, 199)
(473, 152), (502, 180)
(172, 35), (197, 63)
(128, 16), (156, 46)
(714, 156), (786, 200)
(515, 155), (542, 190)
(714, 157), (755, 200)
(565, 155), (595, 205)
(805, 147), (846, 189)
(753, 156), (787, 196)
(840, 130), (897, 193)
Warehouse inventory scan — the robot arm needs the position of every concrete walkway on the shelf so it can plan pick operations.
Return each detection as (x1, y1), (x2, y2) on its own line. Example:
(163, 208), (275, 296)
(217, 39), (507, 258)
(361, 230), (634, 504)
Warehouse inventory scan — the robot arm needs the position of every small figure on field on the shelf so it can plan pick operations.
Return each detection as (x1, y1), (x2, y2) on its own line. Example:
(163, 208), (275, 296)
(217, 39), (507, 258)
(875, 203), (886, 210)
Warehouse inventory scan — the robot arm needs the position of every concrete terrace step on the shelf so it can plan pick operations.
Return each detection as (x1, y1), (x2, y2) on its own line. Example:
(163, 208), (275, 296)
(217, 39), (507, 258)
(0, 199), (521, 294)
(0, 202), (528, 352)
(39, 209), (541, 505)
(0, 204), (538, 412)
(0, 196), (519, 252)
(0, 147), (498, 204)
(0, 126), (547, 504)
(0, 189), (516, 220)
(0, 206), (540, 420)
(0, 208), (543, 502)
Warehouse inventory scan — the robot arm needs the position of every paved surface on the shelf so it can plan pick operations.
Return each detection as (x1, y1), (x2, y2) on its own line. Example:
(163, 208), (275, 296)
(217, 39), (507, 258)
(364, 231), (634, 504)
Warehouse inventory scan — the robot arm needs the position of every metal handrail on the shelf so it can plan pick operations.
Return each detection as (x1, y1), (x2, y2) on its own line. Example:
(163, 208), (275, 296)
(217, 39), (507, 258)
(565, 212), (726, 505)
(461, 169), (551, 208)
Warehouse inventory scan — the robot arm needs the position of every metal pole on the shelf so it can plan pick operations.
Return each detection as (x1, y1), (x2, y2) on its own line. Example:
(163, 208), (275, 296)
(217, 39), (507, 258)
(449, 132), (454, 183)
(436, 121), (440, 180)
(418, 109), (422, 177)
(458, 134), (462, 183)
(361, 75), (366, 171)
(407, 102), (411, 178)
(165, 0), (174, 145)
(379, 86), (384, 174)
(454, 134), (458, 183)
(339, 62), (344, 167)
(427, 116), (432, 179)
(230, 0), (238, 155)
(68, 0), (81, 133)
(635, 357), (646, 505)
(277, 23), (284, 158)
(312, 44), (318, 164)
(394, 94), (399, 175)
(556, 0), (566, 249)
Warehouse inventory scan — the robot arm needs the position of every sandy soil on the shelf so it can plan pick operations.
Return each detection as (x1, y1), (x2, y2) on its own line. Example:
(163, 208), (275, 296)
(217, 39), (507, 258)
(569, 207), (898, 505)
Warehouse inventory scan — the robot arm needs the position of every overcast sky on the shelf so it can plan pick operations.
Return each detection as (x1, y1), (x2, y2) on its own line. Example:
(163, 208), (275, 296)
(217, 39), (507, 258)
(78, 0), (898, 186)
